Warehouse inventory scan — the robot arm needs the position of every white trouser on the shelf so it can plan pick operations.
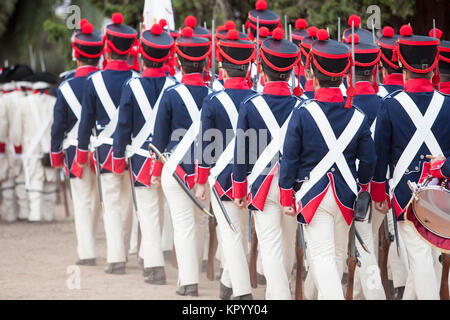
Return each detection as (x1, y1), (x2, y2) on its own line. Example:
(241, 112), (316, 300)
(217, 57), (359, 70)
(398, 221), (439, 300)
(1, 177), (17, 222)
(15, 172), (29, 220)
(135, 186), (165, 268)
(353, 202), (386, 300)
(101, 173), (133, 263)
(212, 197), (251, 297)
(161, 166), (209, 286)
(387, 210), (409, 288)
(129, 210), (139, 255)
(161, 203), (174, 251)
(27, 160), (58, 222)
(70, 168), (100, 260)
(304, 187), (350, 300)
(304, 244), (318, 300)
(253, 176), (297, 300)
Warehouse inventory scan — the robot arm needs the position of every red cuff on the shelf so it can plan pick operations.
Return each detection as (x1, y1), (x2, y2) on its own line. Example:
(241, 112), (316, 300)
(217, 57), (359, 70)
(370, 180), (388, 202)
(76, 148), (89, 165)
(0, 143), (5, 154)
(358, 182), (370, 193)
(14, 145), (22, 154)
(151, 160), (163, 177)
(196, 164), (210, 185)
(280, 187), (294, 207)
(51, 151), (64, 168)
(429, 160), (447, 179)
(113, 157), (126, 174)
(232, 178), (248, 199)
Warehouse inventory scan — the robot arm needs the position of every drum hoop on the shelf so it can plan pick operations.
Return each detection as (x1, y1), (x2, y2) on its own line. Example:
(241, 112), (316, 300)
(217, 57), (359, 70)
(411, 186), (450, 239)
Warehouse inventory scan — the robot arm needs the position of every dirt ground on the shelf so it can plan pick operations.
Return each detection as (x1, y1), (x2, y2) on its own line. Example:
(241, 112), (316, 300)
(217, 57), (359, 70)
(0, 203), (268, 300)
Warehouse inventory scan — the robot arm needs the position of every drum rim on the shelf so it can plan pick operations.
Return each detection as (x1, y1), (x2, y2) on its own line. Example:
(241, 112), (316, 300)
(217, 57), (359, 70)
(411, 186), (450, 239)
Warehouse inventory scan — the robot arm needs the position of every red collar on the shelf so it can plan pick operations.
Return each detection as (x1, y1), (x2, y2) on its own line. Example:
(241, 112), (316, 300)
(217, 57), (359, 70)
(404, 78), (434, 93)
(315, 87), (344, 103)
(142, 67), (166, 78)
(383, 73), (404, 86)
(263, 81), (291, 96)
(224, 77), (250, 90)
(355, 81), (376, 95)
(181, 73), (204, 86)
(75, 66), (99, 78)
(305, 79), (313, 92)
(104, 60), (130, 71)
(438, 81), (450, 94)
(218, 69), (224, 81)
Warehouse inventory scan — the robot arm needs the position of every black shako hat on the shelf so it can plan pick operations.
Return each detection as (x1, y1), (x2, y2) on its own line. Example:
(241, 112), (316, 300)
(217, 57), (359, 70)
(307, 29), (354, 108)
(183, 16), (211, 39)
(342, 15), (375, 45)
(105, 13), (138, 55)
(428, 28), (450, 75)
(247, 0), (280, 40)
(216, 21), (250, 41)
(299, 26), (318, 66)
(140, 23), (175, 74)
(392, 25), (439, 86)
(292, 19), (309, 46)
(175, 27), (211, 74)
(259, 27), (302, 96)
(217, 29), (255, 70)
(9, 65), (34, 82)
(377, 26), (400, 72)
(72, 21), (104, 59)
(345, 33), (381, 92)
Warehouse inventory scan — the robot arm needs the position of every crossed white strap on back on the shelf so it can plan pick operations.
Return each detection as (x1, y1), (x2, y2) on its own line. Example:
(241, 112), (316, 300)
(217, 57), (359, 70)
(126, 77), (174, 158)
(246, 95), (299, 191)
(208, 91), (238, 186)
(377, 86), (389, 99)
(389, 91), (444, 193)
(340, 83), (347, 97)
(91, 72), (138, 147)
(212, 80), (224, 92)
(164, 84), (209, 175)
(60, 81), (82, 149)
(295, 101), (365, 205)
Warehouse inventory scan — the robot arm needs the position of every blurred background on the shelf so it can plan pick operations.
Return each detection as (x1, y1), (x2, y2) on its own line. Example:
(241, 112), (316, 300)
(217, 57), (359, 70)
(1, 0), (448, 77)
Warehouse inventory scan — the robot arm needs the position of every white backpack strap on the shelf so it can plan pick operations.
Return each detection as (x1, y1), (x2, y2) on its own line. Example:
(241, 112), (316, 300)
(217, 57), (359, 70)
(164, 85), (201, 175)
(377, 86), (389, 98)
(60, 81), (82, 149)
(390, 91), (444, 192)
(126, 77), (174, 158)
(208, 91), (239, 184)
(246, 97), (299, 188)
(340, 83), (347, 97)
(212, 80), (224, 91)
(295, 102), (364, 203)
(215, 91), (238, 132)
(91, 72), (117, 120)
(370, 118), (377, 139)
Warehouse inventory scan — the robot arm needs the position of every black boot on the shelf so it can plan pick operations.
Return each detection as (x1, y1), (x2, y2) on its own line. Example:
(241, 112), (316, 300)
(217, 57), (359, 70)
(257, 273), (266, 285)
(104, 262), (126, 275)
(393, 286), (405, 300)
(219, 282), (232, 300)
(76, 258), (96, 266)
(144, 267), (167, 285)
(143, 267), (151, 277)
(176, 284), (198, 297)
(233, 293), (253, 300)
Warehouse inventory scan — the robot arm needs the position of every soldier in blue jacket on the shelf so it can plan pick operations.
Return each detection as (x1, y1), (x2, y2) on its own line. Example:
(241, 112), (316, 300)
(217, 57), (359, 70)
(76, 12), (139, 275)
(151, 25), (212, 297)
(113, 22), (177, 285)
(371, 25), (450, 299)
(280, 29), (377, 299)
(343, 33), (386, 300)
(377, 26), (404, 98)
(194, 28), (256, 300)
(50, 21), (103, 266)
(232, 27), (303, 299)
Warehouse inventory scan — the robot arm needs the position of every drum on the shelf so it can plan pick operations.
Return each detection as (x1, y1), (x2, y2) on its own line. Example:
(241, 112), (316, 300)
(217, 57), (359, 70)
(406, 177), (450, 252)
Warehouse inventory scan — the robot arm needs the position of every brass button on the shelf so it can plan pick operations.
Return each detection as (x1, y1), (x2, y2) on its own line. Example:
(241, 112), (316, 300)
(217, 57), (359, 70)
(420, 155), (424, 159)
(405, 169), (409, 173)
(331, 168), (335, 172)
(415, 166), (419, 171)
(304, 177), (309, 181)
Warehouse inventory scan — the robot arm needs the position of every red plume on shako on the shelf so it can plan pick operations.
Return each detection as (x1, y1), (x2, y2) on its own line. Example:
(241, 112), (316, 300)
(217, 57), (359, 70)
(246, 0), (281, 40)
